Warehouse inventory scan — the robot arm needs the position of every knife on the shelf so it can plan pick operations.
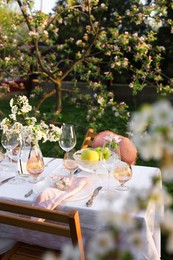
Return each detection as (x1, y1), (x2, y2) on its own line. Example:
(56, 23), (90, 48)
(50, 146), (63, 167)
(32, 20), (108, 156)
(86, 186), (102, 207)
(72, 168), (82, 175)
(0, 176), (15, 185)
(24, 189), (33, 198)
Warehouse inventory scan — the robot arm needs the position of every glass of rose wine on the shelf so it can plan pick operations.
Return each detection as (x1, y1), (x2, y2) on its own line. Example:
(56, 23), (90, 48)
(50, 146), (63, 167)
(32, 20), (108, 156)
(26, 143), (45, 183)
(113, 161), (132, 191)
(63, 151), (78, 174)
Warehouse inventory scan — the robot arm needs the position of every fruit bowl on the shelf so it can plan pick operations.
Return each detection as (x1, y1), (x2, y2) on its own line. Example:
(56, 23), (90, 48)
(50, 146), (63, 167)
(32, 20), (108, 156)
(73, 149), (103, 173)
(73, 148), (118, 173)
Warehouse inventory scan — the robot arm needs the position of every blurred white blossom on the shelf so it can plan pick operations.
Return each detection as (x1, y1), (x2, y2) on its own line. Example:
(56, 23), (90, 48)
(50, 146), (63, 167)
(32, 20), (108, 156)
(0, 95), (61, 144)
(129, 99), (173, 253)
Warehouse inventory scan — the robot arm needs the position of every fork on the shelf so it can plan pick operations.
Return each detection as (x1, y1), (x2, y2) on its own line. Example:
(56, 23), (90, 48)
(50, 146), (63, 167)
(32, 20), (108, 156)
(45, 158), (56, 167)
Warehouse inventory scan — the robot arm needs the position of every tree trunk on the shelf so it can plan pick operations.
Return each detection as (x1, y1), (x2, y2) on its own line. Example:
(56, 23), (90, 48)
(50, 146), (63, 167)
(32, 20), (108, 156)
(55, 79), (62, 114)
(35, 78), (62, 114)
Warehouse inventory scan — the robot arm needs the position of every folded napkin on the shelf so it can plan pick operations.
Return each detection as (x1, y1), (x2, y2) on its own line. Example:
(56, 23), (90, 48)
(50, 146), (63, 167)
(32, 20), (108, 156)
(33, 175), (88, 210)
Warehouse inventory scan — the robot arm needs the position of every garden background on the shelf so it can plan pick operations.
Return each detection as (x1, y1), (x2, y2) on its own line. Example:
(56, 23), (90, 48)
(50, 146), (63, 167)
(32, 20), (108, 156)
(1, 0), (173, 259)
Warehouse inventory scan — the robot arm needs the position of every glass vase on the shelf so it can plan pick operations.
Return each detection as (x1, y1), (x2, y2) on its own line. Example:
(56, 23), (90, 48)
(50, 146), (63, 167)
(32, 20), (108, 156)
(17, 135), (31, 178)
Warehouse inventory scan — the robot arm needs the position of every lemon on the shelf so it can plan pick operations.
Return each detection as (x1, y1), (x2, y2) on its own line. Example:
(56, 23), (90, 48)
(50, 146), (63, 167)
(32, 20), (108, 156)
(81, 149), (99, 161)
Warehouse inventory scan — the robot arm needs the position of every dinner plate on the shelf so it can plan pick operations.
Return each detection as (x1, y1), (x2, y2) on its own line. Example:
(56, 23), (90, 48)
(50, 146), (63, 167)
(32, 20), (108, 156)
(33, 176), (94, 202)
(66, 182), (94, 202)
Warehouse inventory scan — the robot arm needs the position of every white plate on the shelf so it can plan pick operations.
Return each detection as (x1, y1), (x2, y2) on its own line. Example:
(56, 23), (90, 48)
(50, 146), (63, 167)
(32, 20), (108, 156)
(33, 176), (94, 202)
(66, 182), (94, 202)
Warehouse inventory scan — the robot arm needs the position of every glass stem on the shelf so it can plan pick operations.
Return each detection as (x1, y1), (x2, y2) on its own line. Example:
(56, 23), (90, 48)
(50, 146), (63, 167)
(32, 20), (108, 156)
(107, 170), (111, 191)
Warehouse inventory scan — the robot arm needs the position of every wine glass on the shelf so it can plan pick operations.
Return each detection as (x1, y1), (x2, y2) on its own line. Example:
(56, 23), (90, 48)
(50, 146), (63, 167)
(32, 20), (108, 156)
(1, 130), (26, 184)
(26, 143), (45, 183)
(0, 146), (5, 171)
(63, 151), (78, 174)
(113, 161), (132, 191)
(59, 123), (76, 153)
(101, 134), (121, 192)
(1, 129), (19, 169)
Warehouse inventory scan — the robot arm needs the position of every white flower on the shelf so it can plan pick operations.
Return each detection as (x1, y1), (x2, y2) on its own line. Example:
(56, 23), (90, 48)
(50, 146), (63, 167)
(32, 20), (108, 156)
(21, 104), (32, 113)
(9, 98), (14, 107)
(152, 100), (173, 128)
(87, 231), (115, 259)
(129, 105), (152, 134)
(59, 244), (81, 260)
(11, 105), (18, 114)
(1, 96), (61, 144)
(9, 113), (16, 121)
(132, 132), (164, 160)
(97, 96), (104, 105)
(129, 99), (173, 255)
(29, 31), (39, 37)
(4, 57), (10, 62)
(42, 252), (56, 260)
(129, 99), (173, 160)
(104, 134), (121, 144)
(112, 135), (121, 144)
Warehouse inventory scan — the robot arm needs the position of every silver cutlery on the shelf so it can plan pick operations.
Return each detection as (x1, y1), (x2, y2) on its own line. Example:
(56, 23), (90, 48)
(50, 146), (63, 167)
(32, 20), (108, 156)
(24, 189), (33, 198)
(0, 176), (15, 186)
(86, 186), (102, 207)
(72, 168), (82, 175)
(45, 158), (56, 167)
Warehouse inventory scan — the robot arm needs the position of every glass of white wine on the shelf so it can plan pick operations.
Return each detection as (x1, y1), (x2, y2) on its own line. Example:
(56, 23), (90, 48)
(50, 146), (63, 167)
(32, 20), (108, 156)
(113, 161), (132, 191)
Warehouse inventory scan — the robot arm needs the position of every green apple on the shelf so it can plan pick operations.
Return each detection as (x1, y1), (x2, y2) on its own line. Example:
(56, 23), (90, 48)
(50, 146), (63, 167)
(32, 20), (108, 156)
(95, 147), (103, 160)
(81, 149), (99, 161)
(103, 147), (111, 160)
(95, 147), (102, 152)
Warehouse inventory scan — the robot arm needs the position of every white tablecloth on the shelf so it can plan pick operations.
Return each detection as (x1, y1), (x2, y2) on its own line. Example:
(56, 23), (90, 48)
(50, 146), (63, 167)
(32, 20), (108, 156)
(0, 158), (162, 260)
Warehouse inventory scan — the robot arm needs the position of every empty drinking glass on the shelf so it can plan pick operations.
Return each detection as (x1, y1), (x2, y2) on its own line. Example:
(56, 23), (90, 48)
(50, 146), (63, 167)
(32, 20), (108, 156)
(1, 129), (19, 169)
(59, 123), (76, 153)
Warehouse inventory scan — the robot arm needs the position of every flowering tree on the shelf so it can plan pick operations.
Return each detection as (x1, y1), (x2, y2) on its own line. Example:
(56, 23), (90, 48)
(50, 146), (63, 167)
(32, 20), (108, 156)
(0, 0), (173, 132)
(129, 99), (173, 257)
